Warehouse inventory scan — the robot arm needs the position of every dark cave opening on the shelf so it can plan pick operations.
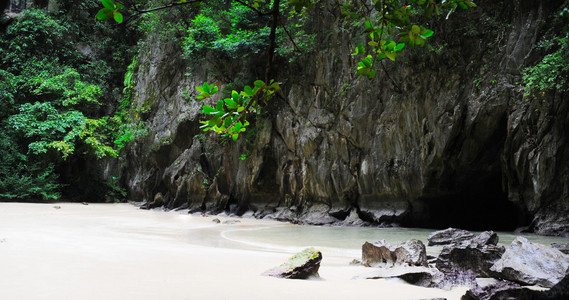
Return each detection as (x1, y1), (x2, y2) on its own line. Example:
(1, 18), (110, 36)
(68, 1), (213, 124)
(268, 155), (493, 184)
(410, 113), (531, 232)
(419, 171), (526, 231)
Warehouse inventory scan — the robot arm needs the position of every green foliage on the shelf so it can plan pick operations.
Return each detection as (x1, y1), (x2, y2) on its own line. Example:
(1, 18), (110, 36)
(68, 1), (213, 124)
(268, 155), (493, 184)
(26, 68), (102, 107)
(196, 80), (280, 140)
(113, 55), (149, 150)
(8, 101), (117, 160)
(0, 6), (135, 201)
(104, 176), (127, 202)
(0, 130), (61, 201)
(522, 1), (569, 97)
(96, 0), (476, 143)
(182, 4), (272, 61)
(96, 0), (125, 23)
(344, 0), (476, 78)
(523, 35), (569, 96)
(0, 9), (79, 74)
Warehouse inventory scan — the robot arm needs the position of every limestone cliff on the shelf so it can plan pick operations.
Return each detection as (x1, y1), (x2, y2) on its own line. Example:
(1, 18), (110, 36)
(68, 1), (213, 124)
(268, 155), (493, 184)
(122, 0), (569, 235)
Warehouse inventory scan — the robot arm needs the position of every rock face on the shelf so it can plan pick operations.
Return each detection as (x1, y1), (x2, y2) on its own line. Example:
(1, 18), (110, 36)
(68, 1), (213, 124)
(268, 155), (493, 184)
(119, 0), (569, 235)
(436, 231), (505, 277)
(262, 248), (322, 279)
(461, 281), (527, 300)
(462, 273), (569, 300)
(490, 237), (569, 288)
(551, 243), (569, 255)
(428, 228), (476, 246)
(362, 239), (427, 267)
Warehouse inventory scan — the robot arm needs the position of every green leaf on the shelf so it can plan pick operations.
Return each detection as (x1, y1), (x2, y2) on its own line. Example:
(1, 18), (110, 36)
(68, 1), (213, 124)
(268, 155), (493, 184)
(211, 86), (219, 94)
(422, 29), (434, 38)
(365, 21), (374, 32)
(254, 80), (265, 88)
(210, 115), (221, 127)
(113, 12), (123, 23)
(224, 98), (238, 109)
(411, 25), (420, 34)
(368, 41), (379, 47)
(216, 100), (224, 111)
(232, 134), (239, 141)
(243, 85), (253, 96)
(465, 0), (477, 8)
(202, 105), (217, 114)
(385, 52), (397, 61)
(203, 82), (211, 93)
(362, 55), (373, 68)
(395, 43), (405, 51)
(102, 0), (115, 10)
(96, 8), (113, 20)
(352, 43), (365, 56)
(231, 90), (239, 102)
(234, 121), (242, 131)
(196, 92), (210, 100)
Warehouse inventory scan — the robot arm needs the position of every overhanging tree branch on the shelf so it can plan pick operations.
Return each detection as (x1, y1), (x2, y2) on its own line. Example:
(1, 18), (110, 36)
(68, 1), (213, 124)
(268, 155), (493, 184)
(122, 0), (203, 23)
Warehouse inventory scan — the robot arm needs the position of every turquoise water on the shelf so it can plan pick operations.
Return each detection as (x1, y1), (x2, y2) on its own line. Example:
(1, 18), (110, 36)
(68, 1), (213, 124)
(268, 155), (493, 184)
(223, 224), (569, 255)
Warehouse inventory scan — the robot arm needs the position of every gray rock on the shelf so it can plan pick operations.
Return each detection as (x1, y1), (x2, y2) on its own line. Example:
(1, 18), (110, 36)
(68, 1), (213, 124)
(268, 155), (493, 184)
(299, 204), (340, 225)
(362, 239), (427, 267)
(490, 236), (569, 288)
(462, 273), (569, 300)
(461, 281), (526, 300)
(437, 270), (478, 290)
(394, 239), (428, 267)
(221, 220), (240, 224)
(262, 248), (322, 279)
(428, 228), (475, 246)
(551, 243), (569, 255)
(436, 231), (505, 277)
(353, 266), (444, 287)
(471, 231), (499, 246)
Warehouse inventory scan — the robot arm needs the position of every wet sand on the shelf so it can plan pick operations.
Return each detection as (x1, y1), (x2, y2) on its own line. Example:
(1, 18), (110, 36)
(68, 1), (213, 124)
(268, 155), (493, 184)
(0, 203), (468, 300)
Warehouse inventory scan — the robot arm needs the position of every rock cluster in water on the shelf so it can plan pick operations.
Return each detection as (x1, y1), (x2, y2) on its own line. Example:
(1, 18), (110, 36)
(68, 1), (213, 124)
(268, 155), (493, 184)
(357, 228), (569, 298)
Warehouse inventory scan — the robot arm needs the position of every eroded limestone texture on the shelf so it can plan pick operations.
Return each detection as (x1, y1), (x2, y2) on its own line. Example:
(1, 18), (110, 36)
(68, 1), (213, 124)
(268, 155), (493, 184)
(118, 0), (569, 235)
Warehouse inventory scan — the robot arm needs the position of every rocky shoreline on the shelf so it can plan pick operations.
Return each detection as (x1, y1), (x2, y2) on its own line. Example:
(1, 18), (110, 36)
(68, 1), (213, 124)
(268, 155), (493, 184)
(354, 228), (569, 299)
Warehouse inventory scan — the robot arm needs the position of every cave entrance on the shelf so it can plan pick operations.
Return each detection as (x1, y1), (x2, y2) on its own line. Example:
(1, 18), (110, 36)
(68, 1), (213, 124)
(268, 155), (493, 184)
(422, 171), (525, 231)
(412, 113), (530, 231)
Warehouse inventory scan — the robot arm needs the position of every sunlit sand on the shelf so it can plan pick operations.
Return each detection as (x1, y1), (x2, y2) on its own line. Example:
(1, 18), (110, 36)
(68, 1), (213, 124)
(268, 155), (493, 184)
(0, 203), (471, 300)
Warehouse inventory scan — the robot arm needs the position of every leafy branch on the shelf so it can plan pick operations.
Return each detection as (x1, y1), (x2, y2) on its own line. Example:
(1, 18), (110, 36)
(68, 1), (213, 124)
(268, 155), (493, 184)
(97, 0), (203, 23)
(195, 80), (280, 140)
(344, 0), (476, 80)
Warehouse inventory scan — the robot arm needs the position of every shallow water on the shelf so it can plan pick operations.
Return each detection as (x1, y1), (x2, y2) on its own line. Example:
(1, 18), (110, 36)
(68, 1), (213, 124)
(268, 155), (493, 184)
(1, 203), (567, 300)
(224, 224), (569, 257)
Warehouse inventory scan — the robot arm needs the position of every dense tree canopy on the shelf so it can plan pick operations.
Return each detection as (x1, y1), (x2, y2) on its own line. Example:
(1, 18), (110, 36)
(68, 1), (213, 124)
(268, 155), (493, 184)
(0, 4), (134, 201)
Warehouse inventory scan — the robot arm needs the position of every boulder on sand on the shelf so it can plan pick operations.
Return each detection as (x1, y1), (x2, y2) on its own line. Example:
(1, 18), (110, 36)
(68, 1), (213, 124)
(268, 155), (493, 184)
(428, 228), (475, 246)
(490, 236), (569, 288)
(262, 247), (322, 279)
(436, 231), (505, 277)
(362, 239), (427, 267)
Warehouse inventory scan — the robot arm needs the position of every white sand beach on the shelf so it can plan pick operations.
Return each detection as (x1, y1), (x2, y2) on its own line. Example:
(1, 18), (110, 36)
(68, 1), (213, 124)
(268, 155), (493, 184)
(0, 203), (469, 300)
